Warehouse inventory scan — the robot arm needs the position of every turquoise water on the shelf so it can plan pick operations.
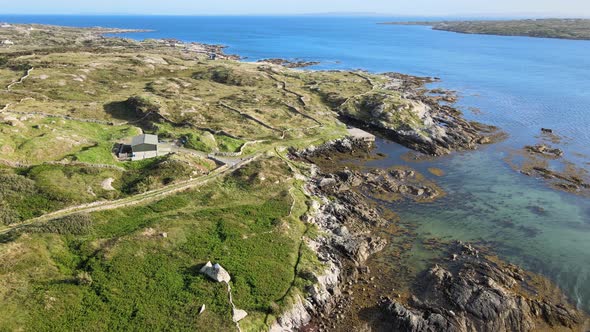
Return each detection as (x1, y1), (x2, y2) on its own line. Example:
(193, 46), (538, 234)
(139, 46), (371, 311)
(2, 15), (589, 310)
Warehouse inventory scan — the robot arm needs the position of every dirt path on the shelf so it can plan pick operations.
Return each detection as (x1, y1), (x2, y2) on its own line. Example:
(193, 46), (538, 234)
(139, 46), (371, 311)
(0, 156), (259, 235)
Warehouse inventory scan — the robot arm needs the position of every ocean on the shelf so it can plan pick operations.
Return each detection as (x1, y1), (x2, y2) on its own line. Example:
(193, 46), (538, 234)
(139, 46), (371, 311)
(2, 15), (589, 311)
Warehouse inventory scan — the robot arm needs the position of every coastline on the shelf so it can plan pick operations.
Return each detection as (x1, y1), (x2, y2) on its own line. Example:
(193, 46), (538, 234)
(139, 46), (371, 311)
(278, 137), (588, 331)
(379, 19), (590, 41)
(1, 21), (589, 331)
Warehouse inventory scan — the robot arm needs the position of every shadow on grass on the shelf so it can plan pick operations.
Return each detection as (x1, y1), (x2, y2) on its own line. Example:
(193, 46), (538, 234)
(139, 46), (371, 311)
(104, 101), (141, 123)
(0, 229), (21, 244)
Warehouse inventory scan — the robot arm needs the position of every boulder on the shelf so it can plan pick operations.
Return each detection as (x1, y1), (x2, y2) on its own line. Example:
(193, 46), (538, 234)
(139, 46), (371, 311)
(199, 261), (231, 283)
(232, 308), (248, 322)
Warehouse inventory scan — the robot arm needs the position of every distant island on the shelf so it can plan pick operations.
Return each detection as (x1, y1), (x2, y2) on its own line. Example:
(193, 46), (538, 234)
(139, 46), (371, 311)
(380, 18), (590, 40)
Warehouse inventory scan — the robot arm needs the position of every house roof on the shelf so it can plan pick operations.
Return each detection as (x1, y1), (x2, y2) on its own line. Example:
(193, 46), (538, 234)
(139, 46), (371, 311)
(131, 134), (158, 146)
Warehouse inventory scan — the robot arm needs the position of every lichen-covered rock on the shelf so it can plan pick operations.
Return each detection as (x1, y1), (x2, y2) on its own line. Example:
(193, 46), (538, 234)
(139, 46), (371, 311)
(199, 261), (231, 283)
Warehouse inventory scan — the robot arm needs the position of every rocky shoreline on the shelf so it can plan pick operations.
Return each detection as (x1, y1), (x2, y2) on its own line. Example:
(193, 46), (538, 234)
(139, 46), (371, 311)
(273, 137), (588, 332)
(379, 242), (588, 331)
(258, 58), (321, 68)
(271, 138), (389, 331)
(337, 73), (506, 156)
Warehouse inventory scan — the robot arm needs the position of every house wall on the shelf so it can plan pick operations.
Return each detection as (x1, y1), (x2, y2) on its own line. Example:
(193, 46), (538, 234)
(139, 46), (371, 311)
(131, 151), (159, 161)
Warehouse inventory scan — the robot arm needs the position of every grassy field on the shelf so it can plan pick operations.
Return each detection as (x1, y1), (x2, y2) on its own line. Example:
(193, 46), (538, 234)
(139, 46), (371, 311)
(0, 116), (140, 165)
(0, 157), (322, 331)
(0, 154), (216, 226)
(0, 23), (422, 331)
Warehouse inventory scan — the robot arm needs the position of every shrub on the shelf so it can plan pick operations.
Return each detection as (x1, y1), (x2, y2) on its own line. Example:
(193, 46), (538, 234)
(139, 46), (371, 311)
(25, 213), (94, 235)
(0, 174), (36, 195)
(0, 204), (20, 225)
(76, 271), (93, 286)
(184, 133), (214, 152)
(193, 66), (255, 86)
(122, 157), (193, 194)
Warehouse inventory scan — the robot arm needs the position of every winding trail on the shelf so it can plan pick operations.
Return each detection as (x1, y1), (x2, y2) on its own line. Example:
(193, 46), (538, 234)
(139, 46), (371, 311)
(339, 71), (379, 110)
(6, 67), (33, 90)
(282, 102), (323, 127)
(219, 101), (283, 135)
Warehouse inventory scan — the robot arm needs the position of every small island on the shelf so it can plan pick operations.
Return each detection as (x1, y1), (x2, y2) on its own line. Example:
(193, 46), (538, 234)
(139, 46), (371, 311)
(380, 18), (590, 40)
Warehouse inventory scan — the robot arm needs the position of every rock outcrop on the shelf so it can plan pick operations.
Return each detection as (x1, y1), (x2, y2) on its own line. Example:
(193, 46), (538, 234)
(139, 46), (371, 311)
(269, 295), (313, 332)
(338, 73), (504, 156)
(257, 58), (320, 68)
(380, 242), (587, 332)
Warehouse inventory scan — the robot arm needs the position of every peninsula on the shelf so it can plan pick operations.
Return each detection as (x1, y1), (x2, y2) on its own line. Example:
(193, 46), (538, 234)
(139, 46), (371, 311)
(380, 18), (590, 40)
(0, 23), (586, 331)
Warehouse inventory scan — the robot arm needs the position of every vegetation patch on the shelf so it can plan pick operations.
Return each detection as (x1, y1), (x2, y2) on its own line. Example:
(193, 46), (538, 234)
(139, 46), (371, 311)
(0, 156), (315, 330)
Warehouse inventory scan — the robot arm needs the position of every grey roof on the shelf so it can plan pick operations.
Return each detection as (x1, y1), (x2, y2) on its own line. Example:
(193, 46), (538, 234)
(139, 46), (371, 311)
(131, 134), (158, 146)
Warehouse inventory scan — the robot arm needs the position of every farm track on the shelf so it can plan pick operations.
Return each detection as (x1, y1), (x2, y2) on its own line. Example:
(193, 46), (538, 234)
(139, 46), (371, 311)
(0, 156), (258, 235)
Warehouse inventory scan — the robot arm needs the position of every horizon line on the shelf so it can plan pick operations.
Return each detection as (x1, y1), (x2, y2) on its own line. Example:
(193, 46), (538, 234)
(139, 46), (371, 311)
(0, 12), (589, 19)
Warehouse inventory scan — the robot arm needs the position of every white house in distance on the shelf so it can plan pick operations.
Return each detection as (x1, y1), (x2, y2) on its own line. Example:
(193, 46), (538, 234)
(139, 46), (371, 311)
(130, 134), (170, 161)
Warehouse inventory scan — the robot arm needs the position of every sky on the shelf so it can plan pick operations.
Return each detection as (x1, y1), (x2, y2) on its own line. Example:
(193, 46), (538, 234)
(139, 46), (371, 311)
(1, 0), (589, 17)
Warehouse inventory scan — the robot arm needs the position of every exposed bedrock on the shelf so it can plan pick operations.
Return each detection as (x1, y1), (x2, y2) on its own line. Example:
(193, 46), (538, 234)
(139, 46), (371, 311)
(379, 242), (588, 332)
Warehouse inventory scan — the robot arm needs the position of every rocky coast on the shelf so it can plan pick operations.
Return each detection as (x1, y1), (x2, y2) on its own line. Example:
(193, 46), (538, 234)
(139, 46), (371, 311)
(1, 22), (588, 332)
(336, 73), (506, 156)
(274, 134), (589, 331)
(505, 131), (590, 197)
(379, 241), (588, 331)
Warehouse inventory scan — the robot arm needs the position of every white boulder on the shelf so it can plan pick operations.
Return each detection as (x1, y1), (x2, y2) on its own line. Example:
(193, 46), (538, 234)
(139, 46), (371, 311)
(232, 308), (248, 322)
(199, 261), (231, 283)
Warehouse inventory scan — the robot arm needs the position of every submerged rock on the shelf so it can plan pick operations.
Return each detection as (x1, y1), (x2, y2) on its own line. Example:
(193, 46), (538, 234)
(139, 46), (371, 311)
(525, 144), (564, 158)
(380, 242), (587, 332)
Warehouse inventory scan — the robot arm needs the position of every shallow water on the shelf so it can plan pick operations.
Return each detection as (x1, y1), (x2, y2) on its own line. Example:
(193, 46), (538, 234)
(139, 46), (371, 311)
(2, 15), (589, 310)
(365, 139), (590, 310)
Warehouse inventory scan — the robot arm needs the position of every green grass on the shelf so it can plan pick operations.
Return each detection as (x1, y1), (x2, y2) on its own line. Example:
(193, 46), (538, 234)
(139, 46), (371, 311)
(0, 157), (316, 331)
(154, 122), (246, 153)
(0, 117), (140, 165)
(0, 24), (417, 331)
(27, 164), (122, 202)
(0, 165), (122, 226)
(0, 154), (214, 227)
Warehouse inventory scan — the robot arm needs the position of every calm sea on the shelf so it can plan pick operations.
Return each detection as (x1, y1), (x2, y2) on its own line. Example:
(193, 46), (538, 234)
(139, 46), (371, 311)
(2, 15), (589, 311)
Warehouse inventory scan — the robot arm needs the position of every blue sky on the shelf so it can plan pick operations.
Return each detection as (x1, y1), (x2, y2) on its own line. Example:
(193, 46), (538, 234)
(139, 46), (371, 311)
(1, 0), (589, 17)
